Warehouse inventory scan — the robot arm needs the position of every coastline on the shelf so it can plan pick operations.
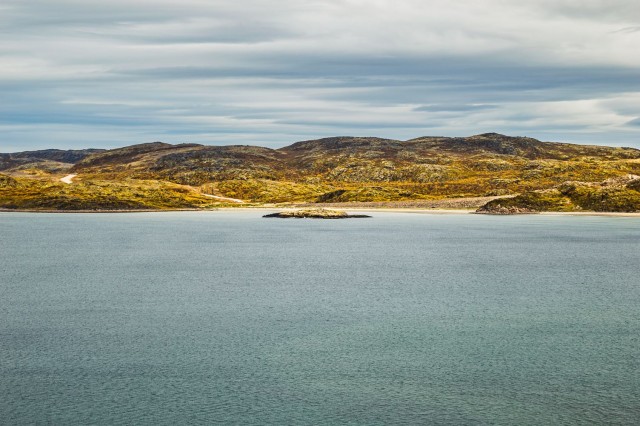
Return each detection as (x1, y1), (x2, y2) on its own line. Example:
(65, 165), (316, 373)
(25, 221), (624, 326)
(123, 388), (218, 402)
(538, 211), (640, 217)
(0, 208), (204, 214)
(2, 206), (640, 217)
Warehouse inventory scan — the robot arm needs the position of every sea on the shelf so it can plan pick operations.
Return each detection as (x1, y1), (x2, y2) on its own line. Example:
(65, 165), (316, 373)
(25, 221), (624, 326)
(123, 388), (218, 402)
(1, 211), (639, 425)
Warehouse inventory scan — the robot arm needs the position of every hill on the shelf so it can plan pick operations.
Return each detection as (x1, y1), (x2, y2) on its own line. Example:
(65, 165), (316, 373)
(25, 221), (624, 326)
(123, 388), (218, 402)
(477, 175), (640, 214)
(2, 133), (640, 211)
(0, 148), (104, 174)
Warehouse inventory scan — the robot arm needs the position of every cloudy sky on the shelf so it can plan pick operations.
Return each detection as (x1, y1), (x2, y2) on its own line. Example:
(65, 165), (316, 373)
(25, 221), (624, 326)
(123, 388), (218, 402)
(2, 0), (640, 151)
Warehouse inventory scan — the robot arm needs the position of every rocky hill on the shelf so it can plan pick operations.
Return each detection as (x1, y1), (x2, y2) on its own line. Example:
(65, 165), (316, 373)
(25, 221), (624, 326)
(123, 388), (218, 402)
(477, 175), (640, 214)
(2, 133), (640, 211)
(0, 148), (104, 173)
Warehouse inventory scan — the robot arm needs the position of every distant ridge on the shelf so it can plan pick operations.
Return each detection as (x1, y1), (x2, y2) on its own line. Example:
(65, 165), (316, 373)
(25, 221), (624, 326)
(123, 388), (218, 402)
(0, 148), (104, 173)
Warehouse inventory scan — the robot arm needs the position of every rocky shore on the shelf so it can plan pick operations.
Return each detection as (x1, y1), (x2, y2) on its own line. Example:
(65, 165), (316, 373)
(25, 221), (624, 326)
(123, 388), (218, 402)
(475, 204), (538, 215)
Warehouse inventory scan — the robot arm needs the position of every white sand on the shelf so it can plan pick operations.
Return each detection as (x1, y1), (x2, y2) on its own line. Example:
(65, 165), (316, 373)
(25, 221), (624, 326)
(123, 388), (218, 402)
(202, 193), (244, 203)
(60, 174), (77, 184)
(215, 206), (640, 217)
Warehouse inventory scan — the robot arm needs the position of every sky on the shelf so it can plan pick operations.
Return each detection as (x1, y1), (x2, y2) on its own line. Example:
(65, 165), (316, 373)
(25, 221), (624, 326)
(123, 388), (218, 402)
(1, 0), (640, 151)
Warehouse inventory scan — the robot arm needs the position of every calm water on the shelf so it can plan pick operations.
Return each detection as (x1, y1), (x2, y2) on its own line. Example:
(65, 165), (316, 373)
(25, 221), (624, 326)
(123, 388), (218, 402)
(1, 211), (639, 425)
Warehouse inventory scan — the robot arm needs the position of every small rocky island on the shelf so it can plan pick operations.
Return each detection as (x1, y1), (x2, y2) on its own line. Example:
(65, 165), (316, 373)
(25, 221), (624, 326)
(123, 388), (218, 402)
(263, 208), (371, 219)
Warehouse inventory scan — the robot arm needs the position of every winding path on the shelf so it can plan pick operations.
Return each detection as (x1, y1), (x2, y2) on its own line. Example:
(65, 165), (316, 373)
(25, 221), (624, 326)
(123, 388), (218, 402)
(202, 193), (244, 203)
(60, 174), (77, 184)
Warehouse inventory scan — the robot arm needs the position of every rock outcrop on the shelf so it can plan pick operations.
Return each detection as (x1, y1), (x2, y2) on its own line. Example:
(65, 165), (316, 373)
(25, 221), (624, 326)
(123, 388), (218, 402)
(476, 174), (640, 214)
(475, 204), (538, 215)
(263, 209), (371, 219)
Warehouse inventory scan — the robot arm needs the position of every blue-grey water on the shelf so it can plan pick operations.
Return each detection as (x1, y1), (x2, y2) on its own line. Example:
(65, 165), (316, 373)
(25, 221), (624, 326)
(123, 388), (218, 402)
(1, 211), (639, 425)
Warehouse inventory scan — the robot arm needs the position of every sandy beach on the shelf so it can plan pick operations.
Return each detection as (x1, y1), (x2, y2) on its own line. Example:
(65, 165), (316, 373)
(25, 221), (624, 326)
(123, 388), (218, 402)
(5, 206), (640, 217)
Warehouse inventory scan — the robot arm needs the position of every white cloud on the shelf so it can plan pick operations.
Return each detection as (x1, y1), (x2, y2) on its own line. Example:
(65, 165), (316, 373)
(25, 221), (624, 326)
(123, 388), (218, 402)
(1, 0), (640, 150)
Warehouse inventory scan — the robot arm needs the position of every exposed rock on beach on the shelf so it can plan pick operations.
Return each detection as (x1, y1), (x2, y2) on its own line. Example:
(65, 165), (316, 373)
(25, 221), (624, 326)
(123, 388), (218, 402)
(475, 204), (538, 215)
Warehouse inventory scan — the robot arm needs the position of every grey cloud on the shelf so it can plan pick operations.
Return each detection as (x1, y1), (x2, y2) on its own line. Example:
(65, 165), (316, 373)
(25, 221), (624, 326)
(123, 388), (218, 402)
(1, 0), (640, 151)
(610, 26), (640, 34)
(414, 104), (497, 113)
(273, 119), (437, 130)
(525, 0), (640, 22)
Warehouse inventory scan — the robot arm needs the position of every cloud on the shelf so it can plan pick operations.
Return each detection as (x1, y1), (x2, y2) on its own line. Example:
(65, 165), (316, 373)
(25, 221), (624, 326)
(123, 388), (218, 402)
(1, 0), (640, 151)
(414, 104), (498, 113)
(610, 26), (640, 34)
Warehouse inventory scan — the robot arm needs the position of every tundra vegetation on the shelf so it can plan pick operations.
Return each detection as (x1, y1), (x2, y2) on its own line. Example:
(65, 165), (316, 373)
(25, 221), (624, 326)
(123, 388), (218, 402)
(2, 133), (640, 212)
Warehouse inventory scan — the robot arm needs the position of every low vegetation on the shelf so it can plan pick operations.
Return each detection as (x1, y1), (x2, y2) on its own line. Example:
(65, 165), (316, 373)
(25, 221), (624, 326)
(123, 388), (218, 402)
(0, 174), (223, 210)
(477, 175), (640, 214)
(2, 133), (640, 212)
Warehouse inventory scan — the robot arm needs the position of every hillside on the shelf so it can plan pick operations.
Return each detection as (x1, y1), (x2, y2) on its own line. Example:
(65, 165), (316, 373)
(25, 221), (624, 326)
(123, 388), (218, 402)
(2, 133), (640, 211)
(477, 175), (640, 214)
(0, 149), (104, 174)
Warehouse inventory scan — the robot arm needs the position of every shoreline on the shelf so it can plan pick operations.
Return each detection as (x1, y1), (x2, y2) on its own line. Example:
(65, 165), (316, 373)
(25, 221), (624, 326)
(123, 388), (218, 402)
(2, 206), (640, 217)
(0, 208), (204, 214)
